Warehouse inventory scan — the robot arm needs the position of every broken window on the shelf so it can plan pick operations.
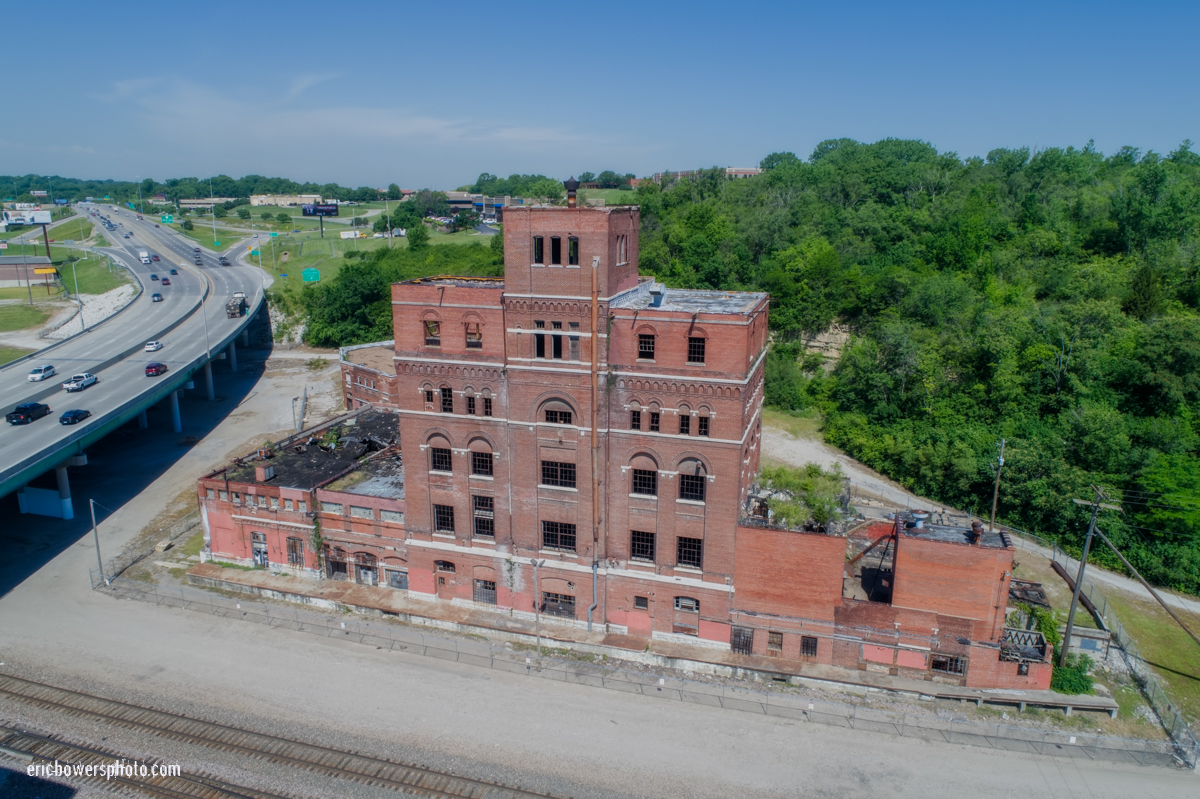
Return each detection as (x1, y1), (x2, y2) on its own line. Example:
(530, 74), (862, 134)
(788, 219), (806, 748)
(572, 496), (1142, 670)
(541, 520), (576, 552)
(676, 537), (703, 569)
(380, 509), (403, 523)
(688, 337), (706, 364)
(284, 498), (293, 511)
(544, 409), (572, 425)
(631, 469), (657, 496)
(550, 236), (562, 265)
(630, 409), (641, 430)
(258, 496), (267, 507)
(634, 595), (649, 610)
(483, 397), (493, 416)
(435, 559), (455, 573)
(473, 495), (494, 537)
(731, 626), (755, 655)
(206, 488), (215, 499)
(474, 579), (497, 605)
(552, 321), (563, 359)
(532, 236), (544, 264)
(931, 654), (966, 675)
(471, 451), (493, 477)
(674, 596), (699, 612)
(430, 447), (452, 473)
(767, 632), (784, 655)
(568, 236), (579, 266)
(350, 506), (373, 519)
(425, 389), (435, 404)
(638, 333), (655, 360)
(219, 490), (228, 501)
(569, 322), (579, 360)
(540, 461), (576, 488)
(433, 505), (455, 533)
(424, 320), (440, 346)
(801, 636), (818, 658)
(286, 537), (304, 566)
(440, 387), (453, 413)
(466, 396), (476, 415)
(649, 412), (660, 432)
(698, 416), (710, 437)
(630, 530), (656, 562)
(270, 496), (279, 509)
(298, 500), (307, 513)
(465, 322), (482, 349)
(679, 415), (690, 435)
(541, 591), (575, 618)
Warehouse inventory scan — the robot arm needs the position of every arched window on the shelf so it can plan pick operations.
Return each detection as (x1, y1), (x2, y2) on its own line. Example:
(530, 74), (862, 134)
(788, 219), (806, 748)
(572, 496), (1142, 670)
(469, 438), (494, 477)
(434, 560), (455, 573)
(677, 404), (692, 435)
(630, 453), (658, 496)
(540, 398), (575, 426)
(427, 435), (452, 473)
(422, 313), (442, 347)
(679, 458), (707, 502)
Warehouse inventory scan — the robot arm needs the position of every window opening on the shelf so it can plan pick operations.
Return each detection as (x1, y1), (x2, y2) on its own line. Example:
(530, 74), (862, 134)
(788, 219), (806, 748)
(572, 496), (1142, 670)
(542, 591), (575, 618)
(533, 236), (544, 264)
(473, 495), (495, 537)
(430, 447), (452, 472)
(630, 409), (641, 430)
(535, 320), (546, 358)
(931, 654), (965, 675)
(631, 530), (656, 562)
(483, 397), (493, 416)
(471, 451), (493, 476)
(638, 334), (655, 360)
(550, 236), (562, 265)
(677, 537), (703, 569)
(698, 416), (710, 437)
(688, 337), (706, 364)
(649, 412), (660, 432)
(433, 504), (455, 533)
(465, 322), (482, 349)
(569, 322), (580, 361)
(731, 626), (755, 655)
(801, 636), (819, 657)
(435, 560), (455, 573)
(633, 595), (649, 610)
(545, 409), (573, 425)
(541, 521), (577, 552)
(425, 389), (435, 404)
(424, 320), (440, 346)
(631, 469), (657, 496)
(674, 596), (699, 612)
(568, 236), (579, 265)
(440, 387), (453, 413)
(286, 537), (304, 566)
(767, 631), (784, 655)
(466, 396), (476, 415)
(541, 461), (576, 488)
(474, 579), (497, 605)
(679, 415), (690, 435)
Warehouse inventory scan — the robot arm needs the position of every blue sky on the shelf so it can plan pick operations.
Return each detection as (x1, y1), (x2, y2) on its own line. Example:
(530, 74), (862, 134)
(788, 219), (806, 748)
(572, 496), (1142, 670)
(6, 0), (1198, 189)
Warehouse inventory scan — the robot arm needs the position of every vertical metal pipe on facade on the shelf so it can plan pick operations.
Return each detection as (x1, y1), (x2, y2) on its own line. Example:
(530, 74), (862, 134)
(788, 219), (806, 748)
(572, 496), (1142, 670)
(588, 255), (600, 631)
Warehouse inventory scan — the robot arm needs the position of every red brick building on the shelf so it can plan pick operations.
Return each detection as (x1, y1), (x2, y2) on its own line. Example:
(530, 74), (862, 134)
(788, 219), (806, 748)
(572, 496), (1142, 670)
(200, 198), (1050, 690)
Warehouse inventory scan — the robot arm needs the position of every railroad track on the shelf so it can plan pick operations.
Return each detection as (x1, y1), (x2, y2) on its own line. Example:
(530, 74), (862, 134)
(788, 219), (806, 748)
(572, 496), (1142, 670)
(0, 673), (555, 799)
(0, 724), (289, 799)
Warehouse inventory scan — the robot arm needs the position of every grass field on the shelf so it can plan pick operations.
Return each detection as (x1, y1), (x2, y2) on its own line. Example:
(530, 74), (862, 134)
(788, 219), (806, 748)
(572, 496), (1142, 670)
(0, 345), (34, 366)
(0, 304), (51, 332)
(46, 217), (93, 242)
(1105, 591), (1200, 725)
(169, 223), (247, 252)
(578, 188), (639, 205)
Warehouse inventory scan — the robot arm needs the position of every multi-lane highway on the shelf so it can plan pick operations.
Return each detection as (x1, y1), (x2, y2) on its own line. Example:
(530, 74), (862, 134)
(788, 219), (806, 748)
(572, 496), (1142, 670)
(0, 205), (271, 511)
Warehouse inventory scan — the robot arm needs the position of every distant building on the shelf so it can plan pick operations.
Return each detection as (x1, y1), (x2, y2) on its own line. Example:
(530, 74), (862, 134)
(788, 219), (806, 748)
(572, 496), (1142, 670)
(652, 167), (763, 183)
(443, 192), (524, 218)
(179, 198), (238, 210)
(149, 193), (171, 205)
(0, 255), (54, 288)
(250, 194), (323, 207)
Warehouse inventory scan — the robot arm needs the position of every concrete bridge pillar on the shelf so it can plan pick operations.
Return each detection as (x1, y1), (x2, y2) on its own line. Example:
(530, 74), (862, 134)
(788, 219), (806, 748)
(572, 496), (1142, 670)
(55, 465), (74, 521)
(170, 390), (182, 433)
(240, 328), (249, 347)
(228, 341), (238, 372)
(138, 409), (148, 429)
(203, 360), (215, 401)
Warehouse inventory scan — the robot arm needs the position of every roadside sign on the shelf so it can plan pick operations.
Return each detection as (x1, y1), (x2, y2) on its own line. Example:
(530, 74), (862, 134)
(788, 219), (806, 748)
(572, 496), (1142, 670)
(251, 249), (260, 256)
(302, 268), (320, 282)
(280, 273), (288, 278)
(214, 241), (220, 246)
(269, 232), (277, 237)
(161, 214), (174, 223)
(0, 243), (7, 249)
(34, 267), (57, 274)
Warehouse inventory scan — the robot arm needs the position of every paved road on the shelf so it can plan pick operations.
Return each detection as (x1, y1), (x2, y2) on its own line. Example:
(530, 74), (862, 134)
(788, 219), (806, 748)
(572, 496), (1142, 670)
(0, 204), (268, 497)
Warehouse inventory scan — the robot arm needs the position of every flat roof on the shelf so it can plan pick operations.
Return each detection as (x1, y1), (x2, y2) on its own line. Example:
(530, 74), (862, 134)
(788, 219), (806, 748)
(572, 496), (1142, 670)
(0, 256), (52, 265)
(343, 344), (395, 374)
(397, 275), (505, 289)
(222, 410), (399, 490)
(896, 511), (1010, 549)
(324, 455), (404, 500)
(611, 281), (767, 315)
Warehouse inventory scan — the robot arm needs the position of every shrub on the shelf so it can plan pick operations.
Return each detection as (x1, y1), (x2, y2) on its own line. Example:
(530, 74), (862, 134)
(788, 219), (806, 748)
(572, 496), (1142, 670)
(1051, 653), (1094, 695)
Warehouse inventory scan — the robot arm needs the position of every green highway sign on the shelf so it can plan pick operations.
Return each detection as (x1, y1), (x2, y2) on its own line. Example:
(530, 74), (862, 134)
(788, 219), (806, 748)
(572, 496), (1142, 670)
(302, 268), (320, 282)
(270, 232), (278, 237)
(161, 214), (174, 223)
(251, 249), (260, 256)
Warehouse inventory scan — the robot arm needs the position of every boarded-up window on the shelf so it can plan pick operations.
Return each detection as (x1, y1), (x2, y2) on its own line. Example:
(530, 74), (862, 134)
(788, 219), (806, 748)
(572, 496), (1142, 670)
(897, 650), (928, 670)
(350, 506), (373, 519)
(863, 645), (894, 664)
(320, 501), (343, 514)
(380, 509), (403, 523)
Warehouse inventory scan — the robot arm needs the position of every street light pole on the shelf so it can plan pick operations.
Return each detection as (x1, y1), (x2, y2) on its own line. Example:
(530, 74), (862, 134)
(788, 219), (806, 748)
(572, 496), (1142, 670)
(208, 175), (218, 246)
(530, 558), (545, 656)
(71, 257), (84, 329)
(384, 197), (392, 249)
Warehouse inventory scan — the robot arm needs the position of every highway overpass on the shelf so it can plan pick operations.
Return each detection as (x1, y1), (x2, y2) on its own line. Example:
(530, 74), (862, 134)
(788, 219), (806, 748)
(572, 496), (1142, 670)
(0, 205), (270, 519)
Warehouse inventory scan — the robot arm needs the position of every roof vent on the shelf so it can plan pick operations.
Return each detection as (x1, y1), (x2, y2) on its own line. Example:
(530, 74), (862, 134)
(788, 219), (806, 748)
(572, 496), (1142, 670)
(649, 285), (664, 308)
(255, 464), (275, 482)
(911, 509), (929, 529)
(968, 520), (984, 544)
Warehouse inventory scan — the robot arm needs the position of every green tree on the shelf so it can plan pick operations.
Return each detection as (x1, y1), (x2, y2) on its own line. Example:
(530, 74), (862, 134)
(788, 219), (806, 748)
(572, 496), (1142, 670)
(260, 212), (272, 221)
(213, 206), (227, 218)
(276, 212), (290, 225)
(236, 207), (250, 220)
(385, 183), (402, 200)
(406, 222), (429, 250)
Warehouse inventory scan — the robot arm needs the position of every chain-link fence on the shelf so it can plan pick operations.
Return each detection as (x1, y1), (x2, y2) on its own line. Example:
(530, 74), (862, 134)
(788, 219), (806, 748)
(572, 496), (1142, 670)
(89, 511), (200, 589)
(103, 578), (1193, 769)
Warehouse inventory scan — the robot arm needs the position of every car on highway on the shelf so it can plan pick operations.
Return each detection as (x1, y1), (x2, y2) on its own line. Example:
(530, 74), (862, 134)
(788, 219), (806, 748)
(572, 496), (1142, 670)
(169, 268), (177, 275)
(144, 341), (163, 352)
(193, 247), (201, 253)
(149, 274), (159, 281)
(6, 403), (51, 425)
(152, 255), (161, 262)
(62, 373), (98, 392)
(218, 257), (230, 265)
(151, 293), (163, 302)
(145, 362), (168, 377)
(161, 278), (170, 285)
(27, 365), (56, 382)
(59, 409), (91, 425)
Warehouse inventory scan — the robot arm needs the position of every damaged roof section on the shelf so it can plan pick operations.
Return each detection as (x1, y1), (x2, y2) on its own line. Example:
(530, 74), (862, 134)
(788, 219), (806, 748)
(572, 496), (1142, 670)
(213, 409), (400, 490)
(611, 280), (767, 315)
(896, 510), (1011, 548)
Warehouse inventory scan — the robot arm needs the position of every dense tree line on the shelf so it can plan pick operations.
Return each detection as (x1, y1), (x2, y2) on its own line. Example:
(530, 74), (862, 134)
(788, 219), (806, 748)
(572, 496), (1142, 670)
(634, 139), (1200, 593)
(0, 174), (403, 205)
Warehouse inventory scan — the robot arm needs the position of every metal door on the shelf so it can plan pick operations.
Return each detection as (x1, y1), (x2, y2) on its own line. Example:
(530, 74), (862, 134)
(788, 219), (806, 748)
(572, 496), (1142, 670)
(251, 532), (268, 567)
(473, 579), (497, 605)
(386, 569), (408, 590)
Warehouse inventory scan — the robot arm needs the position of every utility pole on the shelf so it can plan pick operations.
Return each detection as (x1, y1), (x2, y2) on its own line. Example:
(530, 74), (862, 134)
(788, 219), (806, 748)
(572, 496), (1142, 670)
(1060, 487), (1119, 667)
(988, 438), (1006, 531)
(530, 558), (545, 656)
(91, 499), (108, 586)
(384, 197), (393, 248)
